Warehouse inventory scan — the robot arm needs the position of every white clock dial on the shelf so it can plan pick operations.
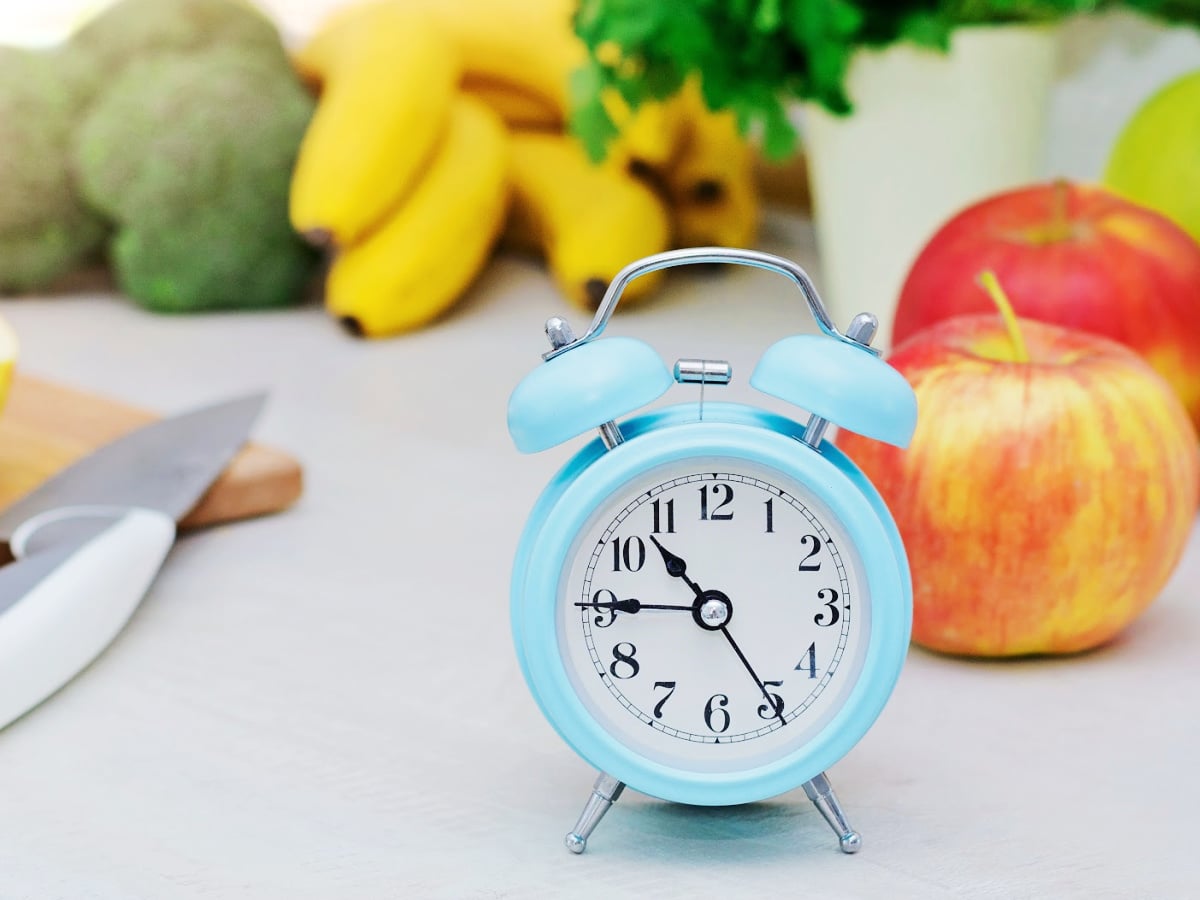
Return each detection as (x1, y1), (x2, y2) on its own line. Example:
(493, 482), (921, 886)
(557, 456), (871, 773)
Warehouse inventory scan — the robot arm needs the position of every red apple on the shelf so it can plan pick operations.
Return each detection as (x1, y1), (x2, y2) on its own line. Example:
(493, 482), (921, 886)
(893, 181), (1200, 432)
(841, 282), (1199, 657)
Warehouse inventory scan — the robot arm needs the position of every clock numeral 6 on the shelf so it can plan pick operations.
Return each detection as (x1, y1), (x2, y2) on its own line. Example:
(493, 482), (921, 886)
(608, 642), (640, 679)
(610, 536), (646, 572)
(814, 588), (841, 627)
(703, 693), (731, 733)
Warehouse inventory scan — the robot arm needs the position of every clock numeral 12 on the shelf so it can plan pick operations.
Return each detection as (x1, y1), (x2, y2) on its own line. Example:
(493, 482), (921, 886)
(698, 484), (734, 521)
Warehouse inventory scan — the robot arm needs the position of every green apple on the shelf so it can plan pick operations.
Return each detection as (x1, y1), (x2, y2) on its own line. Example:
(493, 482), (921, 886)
(1104, 70), (1200, 244)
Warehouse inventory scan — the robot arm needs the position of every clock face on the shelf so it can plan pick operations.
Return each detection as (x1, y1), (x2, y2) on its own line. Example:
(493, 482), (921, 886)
(557, 456), (871, 773)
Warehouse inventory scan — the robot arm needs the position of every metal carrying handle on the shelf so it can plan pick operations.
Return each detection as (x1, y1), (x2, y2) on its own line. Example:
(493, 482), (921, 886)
(544, 247), (864, 361)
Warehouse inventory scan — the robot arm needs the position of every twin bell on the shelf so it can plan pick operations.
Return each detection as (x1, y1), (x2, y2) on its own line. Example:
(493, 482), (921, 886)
(507, 248), (918, 455)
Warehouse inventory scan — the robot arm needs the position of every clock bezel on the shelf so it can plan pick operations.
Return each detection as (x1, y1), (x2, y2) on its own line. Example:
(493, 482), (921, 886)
(511, 403), (912, 807)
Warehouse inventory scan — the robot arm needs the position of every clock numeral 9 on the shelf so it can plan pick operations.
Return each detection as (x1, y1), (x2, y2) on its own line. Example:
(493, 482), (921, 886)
(757, 681), (785, 720)
(608, 642), (640, 679)
(698, 484), (734, 521)
(590, 588), (619, 628)
(610, 536), (646, 572)
(703, 693), (730, 733)
(814, 588), (840, 627)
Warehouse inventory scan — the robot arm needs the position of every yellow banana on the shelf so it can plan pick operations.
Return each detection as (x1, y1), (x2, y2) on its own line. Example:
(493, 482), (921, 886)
(463, 75), (563, 129)
(670, 178), (758, 249)
(407, 0), (582, 122)
(325, 96), (509, 337)
(605, 90), (690, 173)
(508, 131), (670, 310)
(289, 2), (458, 247)
(663, 85), (759, 248)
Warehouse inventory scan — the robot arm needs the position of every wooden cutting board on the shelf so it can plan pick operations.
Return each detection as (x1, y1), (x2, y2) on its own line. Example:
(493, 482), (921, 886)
(0, 375), (302, 529)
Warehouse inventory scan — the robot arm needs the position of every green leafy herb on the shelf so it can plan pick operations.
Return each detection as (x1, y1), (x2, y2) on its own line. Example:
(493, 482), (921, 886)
(571, 0), (1200, 160)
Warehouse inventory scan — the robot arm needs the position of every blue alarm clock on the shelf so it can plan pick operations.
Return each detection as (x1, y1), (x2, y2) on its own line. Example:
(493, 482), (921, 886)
(507, 248), (918, 855)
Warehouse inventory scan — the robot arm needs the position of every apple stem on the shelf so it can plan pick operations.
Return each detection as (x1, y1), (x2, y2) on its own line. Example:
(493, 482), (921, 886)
(1051, 178), (1071, 238)
(977, 270), (1030, 363)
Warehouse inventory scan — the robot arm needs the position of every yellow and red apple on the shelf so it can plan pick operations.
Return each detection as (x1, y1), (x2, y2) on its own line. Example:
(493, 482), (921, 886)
(893, 181), (1200, 432)
(840, 282), (1199, 657)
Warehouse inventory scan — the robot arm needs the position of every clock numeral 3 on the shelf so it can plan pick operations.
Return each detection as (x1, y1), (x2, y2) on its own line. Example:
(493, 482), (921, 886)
(814, 588), (840, 627)
(651, 498), (675, 534)
(796, 642), (818, 679)
(757, 681), (785, 719)
(699, 484), (734, 521)
(652, 681), (676, 718)
(609, 642), (640, 679)
(610, 536), (646, 572)
(703, 693), (731, 733)
(798, 534), (823, 571)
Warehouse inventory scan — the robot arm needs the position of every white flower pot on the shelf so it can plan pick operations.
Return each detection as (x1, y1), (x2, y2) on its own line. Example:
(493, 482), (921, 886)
(803, 24), (1059, 347)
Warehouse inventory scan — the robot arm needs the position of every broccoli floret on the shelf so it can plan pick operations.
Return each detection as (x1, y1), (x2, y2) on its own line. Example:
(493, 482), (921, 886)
(73, 47), (317, 311)
(0, 46), (106, 293)
(69, 0), (290, 97)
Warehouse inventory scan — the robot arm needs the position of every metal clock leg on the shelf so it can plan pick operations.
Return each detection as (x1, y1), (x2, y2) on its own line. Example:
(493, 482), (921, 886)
(564, 772), (625, 854)
(803, 772), (862, 853)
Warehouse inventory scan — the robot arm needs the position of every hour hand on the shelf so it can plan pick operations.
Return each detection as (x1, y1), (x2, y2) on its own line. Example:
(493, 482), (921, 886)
(648, 535), (702, 596)
(573, 598), (692, 614)
(575, 597), (642, 614)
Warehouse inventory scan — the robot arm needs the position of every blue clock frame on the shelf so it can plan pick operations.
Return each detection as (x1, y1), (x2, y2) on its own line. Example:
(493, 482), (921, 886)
(511, 403), (912, 808)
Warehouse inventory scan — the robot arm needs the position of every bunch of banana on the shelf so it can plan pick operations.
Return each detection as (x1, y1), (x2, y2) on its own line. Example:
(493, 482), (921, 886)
(289, 0), (764, 336)
(290, 2), (509, 337)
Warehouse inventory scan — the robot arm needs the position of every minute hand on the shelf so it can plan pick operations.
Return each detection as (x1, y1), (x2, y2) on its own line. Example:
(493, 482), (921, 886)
(648, 535), (703, 597)
(720, 626), (785, 722)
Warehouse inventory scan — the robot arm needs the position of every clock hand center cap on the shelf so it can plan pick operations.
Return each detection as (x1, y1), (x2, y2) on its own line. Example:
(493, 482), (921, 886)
(693, 590), (732, 631)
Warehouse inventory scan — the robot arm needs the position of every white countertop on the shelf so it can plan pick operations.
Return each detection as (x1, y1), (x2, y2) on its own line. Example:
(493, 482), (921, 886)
(0, 214), (1196, 899)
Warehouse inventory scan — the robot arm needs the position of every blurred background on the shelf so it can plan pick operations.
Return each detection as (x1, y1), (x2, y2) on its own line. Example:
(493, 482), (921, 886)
(1, 0), (1197, 337)
(2, 3), (1200, 895)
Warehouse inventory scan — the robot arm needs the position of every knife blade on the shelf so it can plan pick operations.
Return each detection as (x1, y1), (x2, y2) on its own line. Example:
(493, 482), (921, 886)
(0, 392), (265, 729)
(0, 392), (266, 543)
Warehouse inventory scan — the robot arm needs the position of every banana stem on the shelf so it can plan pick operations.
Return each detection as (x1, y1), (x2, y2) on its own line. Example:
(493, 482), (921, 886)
(977, 270), (1030, 364)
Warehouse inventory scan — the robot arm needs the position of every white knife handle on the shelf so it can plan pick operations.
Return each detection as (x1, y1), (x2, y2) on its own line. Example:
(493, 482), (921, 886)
(0, 507), (176, 729)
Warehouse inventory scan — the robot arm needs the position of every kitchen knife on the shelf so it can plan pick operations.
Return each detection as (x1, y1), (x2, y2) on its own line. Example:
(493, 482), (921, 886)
(0, 393), (265, 728)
